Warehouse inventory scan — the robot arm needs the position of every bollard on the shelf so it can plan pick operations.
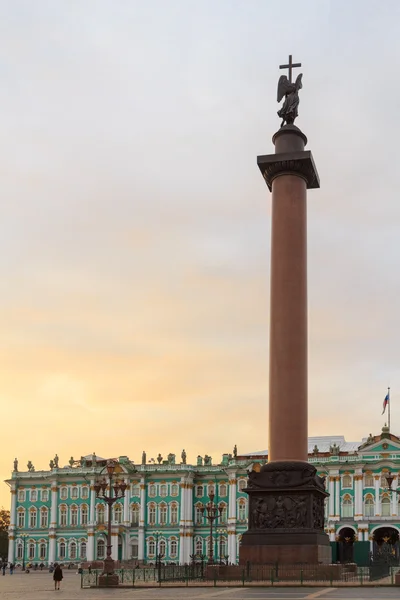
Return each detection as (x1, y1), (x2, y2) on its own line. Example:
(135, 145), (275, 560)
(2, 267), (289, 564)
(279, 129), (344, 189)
(242, 569), (245, 586)
(300, 569), (303, 585)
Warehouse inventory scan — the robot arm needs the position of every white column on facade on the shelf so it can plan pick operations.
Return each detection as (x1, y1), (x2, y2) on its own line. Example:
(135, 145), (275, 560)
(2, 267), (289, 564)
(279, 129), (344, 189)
(374, 475), (381, 515)
(354, 472), (363, 519)
(138, 477), (146, 561)
(87, 528), (95, 561)
(111, 527), (118, 561)
(364, 529), (369, 542)
(329, 529), (336, 542)
(185, 478), (194, 562)
(227, 472), (237, 563)
(179, 477), (186, 565)
(89, 479), (96, 524)
(328, 475), (335, 517)
(50, 480), (58, 527)
(124, 479), (130, 524)
(391, 476), (397, 516)
(49, 534), (56, 564)
(335, 477), (340, 517)
(7, 484), (17, 563)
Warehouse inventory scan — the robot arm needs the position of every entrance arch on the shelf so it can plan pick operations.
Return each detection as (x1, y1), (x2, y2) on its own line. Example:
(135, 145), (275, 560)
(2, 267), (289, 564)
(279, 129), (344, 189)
(372, 526), (400, 564)
(337, 526), (356, 563)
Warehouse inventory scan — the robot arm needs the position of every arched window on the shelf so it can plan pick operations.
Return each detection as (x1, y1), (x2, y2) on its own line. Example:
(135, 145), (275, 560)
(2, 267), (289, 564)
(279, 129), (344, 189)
(170, 537), (178, 558)
(342, 475), (352, 488)
(29, 509), (37, 528)
(171, 484), (179, 497)
(238, 479), (246, 492)
(159, 539), (166, 557)
(131, 503), (139, 526)
(41, 489), (49, 502)
(70, 541), (77, 560)
(148, 484), (156, 497)
(97, 504), (105, 524)
(81, 505), (88, 526)
(364, 495), (374, 517)
(60, 487), (68, 500)
(28, 542), (35, 559)
(195, 504), (204, 525)
(195, 537), (203, 555)
(71, 505), (78, 526)
(170, 502), (178, 525)
(132, 482), (140, 496)
(160, 484), (167, 497)
(148, 538), (155, 556)
(59, 541), (66, 559)
(219, 484), (227, 497)
(382, 496), (391, 516)
(238, 500), (247, 522)
(30, 490), (37, 502)
(16, 542), (23, 560)
(131, 539), (138, 559)
(149, 503), (156, 525)
(80, 542), (87, 559)
(196, 485), (203, 497)
(18, 490), (25, 502)
(59, 505), (67, 526)
(97, 539), (105, 559)
(81, 487), (89, 499)
(159, 503), (167, 525)
(342, 495), (353, 518)
(365, 474), (374, 487)
(208, 484), (215, 496)
(114, 503), (123, 524)
(381, 473), (389, 487)
(219, 503), (227, 524)
(18, 509), (25, 528)
(40, 508), (48, 528)
(71, 487), (78, 499)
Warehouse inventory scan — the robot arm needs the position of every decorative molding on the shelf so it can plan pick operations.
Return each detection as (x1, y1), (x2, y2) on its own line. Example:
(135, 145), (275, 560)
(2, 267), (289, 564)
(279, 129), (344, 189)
(257, 150), (320, 191)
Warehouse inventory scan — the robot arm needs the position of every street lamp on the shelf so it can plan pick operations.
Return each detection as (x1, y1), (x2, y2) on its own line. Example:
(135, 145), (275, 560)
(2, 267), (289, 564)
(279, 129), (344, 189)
(216, 528), (227, 565)
(200, 491), (223, 564)
(93, 459), (127, 583)
(153, 530), (164, 567)
(20, 533), (29, 571)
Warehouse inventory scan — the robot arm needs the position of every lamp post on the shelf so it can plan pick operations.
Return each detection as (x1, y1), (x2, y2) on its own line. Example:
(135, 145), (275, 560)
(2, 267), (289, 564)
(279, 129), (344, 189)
(153, 530), (164, 567)
(93, 459), (127, 583)
(200, 492), (223, 564)
(20, 533), (29, 571)
(216, 528), (227, 565)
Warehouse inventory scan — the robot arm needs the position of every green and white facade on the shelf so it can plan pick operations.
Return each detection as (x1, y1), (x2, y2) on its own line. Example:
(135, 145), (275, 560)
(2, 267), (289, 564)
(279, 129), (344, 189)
(6, 426), (400, 565)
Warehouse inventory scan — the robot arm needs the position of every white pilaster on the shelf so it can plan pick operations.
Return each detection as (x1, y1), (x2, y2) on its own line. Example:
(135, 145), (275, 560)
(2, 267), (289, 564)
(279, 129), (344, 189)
(354, 471), (363, 519)
(179, 477), (186, 565)
(227, 472), (237, 563)
(89, 479), (96, 524)
(49, 535), (56, 564)
(335, 477), (340, 517)
(374, 475), (381, 515)
(87, 528), (95, 561)
(111, 527), (118, 561)
(124, 479), (130, 524)
(50, 480), (58, 527)
(329, 529), (336, 542)
(328, 475), (335, 517)
(138, 478), (146, 561)
(391, 476), (397, 515)
(10, 485), (17, 527)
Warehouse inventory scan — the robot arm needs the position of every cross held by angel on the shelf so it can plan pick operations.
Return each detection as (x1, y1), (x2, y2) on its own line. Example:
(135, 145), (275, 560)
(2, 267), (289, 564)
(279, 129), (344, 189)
(277, 54), (303, 127)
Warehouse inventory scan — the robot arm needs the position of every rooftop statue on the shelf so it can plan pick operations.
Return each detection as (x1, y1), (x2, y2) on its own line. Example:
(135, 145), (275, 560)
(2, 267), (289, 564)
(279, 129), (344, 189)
(277, 54), (303, 128)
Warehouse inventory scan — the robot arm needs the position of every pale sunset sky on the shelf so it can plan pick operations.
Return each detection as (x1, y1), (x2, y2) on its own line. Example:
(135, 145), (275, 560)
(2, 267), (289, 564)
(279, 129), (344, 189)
(1, 0), (400, 508)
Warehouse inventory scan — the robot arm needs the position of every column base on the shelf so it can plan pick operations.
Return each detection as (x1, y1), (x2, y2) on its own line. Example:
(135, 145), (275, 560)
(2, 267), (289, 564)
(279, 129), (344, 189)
(98, 574), (119, 587)
(239, 461), (331, 565)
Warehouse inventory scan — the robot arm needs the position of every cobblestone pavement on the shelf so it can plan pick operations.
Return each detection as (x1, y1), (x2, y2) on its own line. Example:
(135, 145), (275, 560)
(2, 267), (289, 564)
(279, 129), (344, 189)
(1, 572), (400, 600)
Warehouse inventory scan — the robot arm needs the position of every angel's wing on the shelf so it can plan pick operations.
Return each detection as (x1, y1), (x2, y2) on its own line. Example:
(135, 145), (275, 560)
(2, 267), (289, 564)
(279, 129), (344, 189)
(295, 73), (303, 91)
(277, 75), (291, 102)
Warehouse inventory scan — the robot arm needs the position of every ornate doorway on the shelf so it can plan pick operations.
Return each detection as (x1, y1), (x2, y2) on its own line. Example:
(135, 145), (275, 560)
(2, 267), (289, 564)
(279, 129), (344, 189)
(372, 527), (399, 564)
(337, 527), (356, 563)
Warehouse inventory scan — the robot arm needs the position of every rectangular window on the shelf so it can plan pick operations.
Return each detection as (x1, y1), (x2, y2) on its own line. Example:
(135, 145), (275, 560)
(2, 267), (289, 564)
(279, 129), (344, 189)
(30, 511), (37, 528)
(41, 490), (49, 502)
(30, 490), (37, 502)
(40, 510), (48, 528)
(18, 512), (25, 528)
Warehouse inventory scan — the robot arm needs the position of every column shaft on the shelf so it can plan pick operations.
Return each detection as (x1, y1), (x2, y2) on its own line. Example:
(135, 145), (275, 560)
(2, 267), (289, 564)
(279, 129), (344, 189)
(268, 174), (308, 462)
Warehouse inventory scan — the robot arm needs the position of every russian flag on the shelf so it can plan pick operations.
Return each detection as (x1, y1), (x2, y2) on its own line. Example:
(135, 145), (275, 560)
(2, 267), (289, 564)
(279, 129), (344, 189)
(382, 392), (390, 415)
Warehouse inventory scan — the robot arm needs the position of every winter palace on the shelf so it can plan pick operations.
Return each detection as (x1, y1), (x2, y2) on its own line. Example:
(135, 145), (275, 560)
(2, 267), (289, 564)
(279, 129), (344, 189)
(6, 425), (400, 566)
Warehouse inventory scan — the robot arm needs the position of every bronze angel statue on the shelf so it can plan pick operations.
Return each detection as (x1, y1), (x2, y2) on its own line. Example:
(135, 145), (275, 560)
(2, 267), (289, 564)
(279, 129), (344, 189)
(277, 73), (303, 127)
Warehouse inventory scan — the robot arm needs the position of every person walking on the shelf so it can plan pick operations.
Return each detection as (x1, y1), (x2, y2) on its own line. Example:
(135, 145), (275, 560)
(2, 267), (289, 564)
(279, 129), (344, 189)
(53, 563), (63, 590)
(2, 562), (6, 576)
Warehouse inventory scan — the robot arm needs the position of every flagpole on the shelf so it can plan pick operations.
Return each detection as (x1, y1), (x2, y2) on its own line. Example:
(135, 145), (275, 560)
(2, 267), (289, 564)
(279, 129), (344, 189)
(388, 387), (391, 431)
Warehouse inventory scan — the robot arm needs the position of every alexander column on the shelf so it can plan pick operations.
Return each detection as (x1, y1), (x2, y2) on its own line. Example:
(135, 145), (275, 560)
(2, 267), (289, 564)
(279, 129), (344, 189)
(239, 56), (331, 564)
